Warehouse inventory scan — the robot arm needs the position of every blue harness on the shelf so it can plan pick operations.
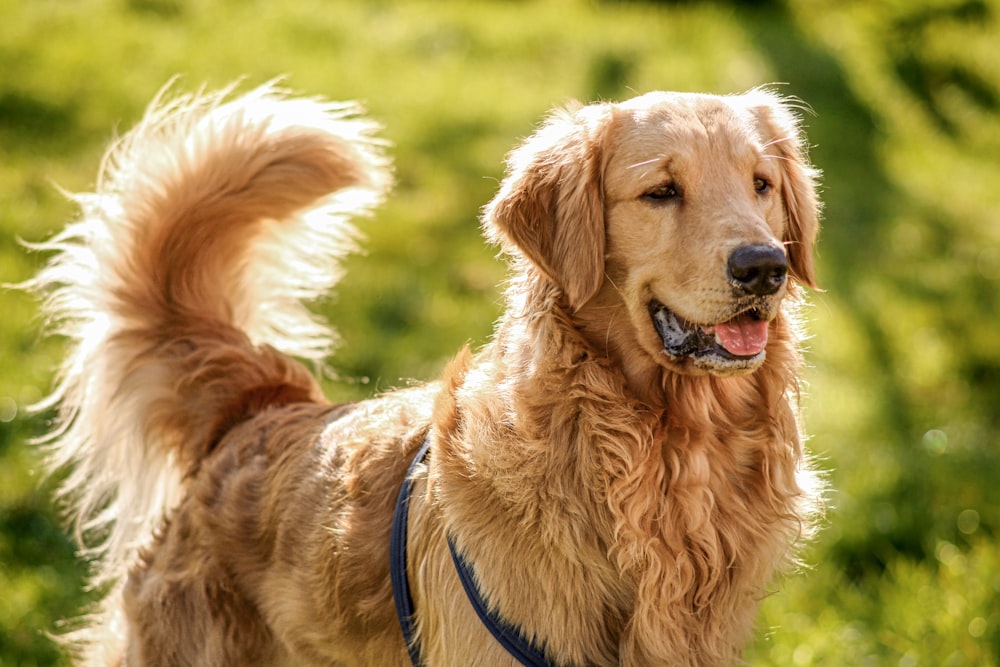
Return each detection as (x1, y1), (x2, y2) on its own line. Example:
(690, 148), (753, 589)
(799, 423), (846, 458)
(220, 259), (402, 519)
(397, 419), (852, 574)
(389, 437), (556, 666)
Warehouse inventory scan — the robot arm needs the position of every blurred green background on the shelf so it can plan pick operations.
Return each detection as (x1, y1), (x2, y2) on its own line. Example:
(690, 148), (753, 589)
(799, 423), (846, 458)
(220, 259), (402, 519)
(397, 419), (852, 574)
(1, 0), (998, 664)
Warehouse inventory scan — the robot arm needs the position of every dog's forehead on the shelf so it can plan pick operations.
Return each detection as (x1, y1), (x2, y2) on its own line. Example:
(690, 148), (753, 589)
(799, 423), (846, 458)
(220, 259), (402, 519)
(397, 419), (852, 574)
(615, 92), (761, 143)
(607, 92), (766, 173)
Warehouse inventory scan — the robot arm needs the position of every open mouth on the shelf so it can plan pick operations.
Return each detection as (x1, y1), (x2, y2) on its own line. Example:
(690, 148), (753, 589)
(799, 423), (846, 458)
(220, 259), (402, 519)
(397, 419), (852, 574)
(649, 301), (770, 365)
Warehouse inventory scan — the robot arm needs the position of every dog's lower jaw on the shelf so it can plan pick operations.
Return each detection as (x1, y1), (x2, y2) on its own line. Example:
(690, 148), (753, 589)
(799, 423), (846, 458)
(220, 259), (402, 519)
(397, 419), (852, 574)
(566, 322), (761, 412)
(688, 350), (766, 376)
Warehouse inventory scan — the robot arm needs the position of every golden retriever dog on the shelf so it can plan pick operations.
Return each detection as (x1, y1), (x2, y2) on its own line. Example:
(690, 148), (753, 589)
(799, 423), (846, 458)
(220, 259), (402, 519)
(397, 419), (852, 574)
(33, 82), (823, 666)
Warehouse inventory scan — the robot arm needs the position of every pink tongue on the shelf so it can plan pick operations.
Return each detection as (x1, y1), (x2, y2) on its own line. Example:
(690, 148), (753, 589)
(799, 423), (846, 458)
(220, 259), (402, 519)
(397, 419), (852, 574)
(714, 317), (769, 356)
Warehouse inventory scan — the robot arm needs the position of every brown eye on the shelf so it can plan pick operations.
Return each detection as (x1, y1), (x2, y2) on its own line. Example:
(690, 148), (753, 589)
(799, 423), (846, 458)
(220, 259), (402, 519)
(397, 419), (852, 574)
(754, 177), (771, 194)
(643, 183), (679, 202)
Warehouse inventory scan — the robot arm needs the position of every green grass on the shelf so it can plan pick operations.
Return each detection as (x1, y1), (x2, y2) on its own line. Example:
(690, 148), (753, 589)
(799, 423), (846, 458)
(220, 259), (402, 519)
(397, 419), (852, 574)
(2, 0), (999, 664)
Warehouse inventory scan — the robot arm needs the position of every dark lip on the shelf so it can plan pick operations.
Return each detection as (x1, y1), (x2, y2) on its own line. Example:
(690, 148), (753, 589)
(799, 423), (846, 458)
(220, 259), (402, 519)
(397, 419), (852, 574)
(648, 301), (765, 361)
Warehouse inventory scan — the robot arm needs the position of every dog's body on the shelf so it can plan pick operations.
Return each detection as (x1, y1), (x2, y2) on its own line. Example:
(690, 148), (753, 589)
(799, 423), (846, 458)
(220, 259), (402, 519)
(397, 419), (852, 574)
(34, 84), (823, 666)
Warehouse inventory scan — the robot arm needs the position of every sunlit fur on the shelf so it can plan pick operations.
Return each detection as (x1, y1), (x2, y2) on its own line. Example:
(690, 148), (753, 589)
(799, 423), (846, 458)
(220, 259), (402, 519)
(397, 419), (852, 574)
(33, 83), (823, 666)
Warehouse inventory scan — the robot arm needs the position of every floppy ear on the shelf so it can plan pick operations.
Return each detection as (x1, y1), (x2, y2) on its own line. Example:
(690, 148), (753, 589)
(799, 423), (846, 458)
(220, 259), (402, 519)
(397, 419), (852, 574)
(482, 103), (612, 310)
(749, 93), (822, 289)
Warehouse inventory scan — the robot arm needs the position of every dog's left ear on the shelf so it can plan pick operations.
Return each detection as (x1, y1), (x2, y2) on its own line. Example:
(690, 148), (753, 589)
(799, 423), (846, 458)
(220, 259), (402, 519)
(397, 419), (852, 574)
(748, 93), (822, 289)
(482, 103), (612, 310)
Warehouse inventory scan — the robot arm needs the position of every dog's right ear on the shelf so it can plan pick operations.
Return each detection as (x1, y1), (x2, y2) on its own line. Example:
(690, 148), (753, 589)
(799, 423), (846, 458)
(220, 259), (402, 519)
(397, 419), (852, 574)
(482, 104), (613, 311)
(745, 91), (822, 289)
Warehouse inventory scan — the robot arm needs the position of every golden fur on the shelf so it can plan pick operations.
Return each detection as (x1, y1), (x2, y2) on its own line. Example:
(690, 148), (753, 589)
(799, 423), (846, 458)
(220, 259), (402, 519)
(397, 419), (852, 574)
(33, 83), (823, 666)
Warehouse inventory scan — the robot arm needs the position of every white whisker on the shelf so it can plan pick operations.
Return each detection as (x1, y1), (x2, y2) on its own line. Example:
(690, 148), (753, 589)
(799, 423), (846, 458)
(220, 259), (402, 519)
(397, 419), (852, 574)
(761, 153), (793, 162)
(627, 157), (664, 170)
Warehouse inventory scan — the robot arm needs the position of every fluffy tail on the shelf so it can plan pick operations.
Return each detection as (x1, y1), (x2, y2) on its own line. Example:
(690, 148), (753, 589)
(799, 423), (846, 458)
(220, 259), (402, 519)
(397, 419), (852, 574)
(30, 82), (390, 631)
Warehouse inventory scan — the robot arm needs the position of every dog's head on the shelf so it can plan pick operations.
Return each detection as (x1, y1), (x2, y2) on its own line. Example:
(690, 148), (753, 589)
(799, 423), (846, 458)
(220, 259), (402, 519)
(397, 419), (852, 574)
(483, 89), (820, 379)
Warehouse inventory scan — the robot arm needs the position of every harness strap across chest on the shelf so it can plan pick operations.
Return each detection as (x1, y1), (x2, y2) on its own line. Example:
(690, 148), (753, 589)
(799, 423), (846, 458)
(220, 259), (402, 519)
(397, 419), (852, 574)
(389, 437), (556, 667)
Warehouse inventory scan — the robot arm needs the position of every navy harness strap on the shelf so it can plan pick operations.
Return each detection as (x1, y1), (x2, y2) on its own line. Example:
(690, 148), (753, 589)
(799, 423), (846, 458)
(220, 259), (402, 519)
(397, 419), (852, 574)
(390, 437), (430, 666)
(447, 536), (554, 667)
(390, 437), (557, 667)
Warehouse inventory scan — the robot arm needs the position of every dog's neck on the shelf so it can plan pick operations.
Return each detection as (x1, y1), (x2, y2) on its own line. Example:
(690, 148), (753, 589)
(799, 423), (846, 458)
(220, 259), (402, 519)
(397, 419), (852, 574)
(430, 274), (817, 665)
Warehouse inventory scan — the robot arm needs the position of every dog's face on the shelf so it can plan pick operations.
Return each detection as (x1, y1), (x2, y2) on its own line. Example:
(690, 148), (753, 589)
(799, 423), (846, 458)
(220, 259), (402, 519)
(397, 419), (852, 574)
(485, 90), (819, 380)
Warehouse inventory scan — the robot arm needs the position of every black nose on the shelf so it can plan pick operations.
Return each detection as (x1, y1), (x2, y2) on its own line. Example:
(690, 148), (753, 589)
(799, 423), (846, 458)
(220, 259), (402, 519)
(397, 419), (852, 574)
(727, 244), (788, 296)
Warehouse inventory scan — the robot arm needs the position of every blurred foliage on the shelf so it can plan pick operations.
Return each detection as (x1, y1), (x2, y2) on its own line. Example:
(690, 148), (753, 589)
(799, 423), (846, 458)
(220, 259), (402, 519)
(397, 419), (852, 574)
(1, 0), (998, 664)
